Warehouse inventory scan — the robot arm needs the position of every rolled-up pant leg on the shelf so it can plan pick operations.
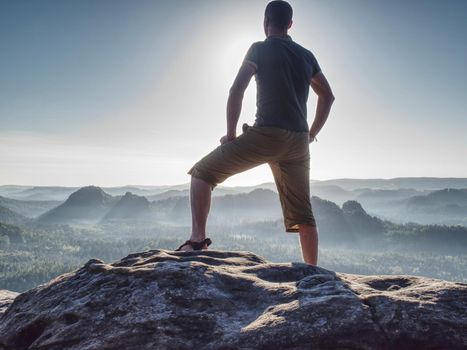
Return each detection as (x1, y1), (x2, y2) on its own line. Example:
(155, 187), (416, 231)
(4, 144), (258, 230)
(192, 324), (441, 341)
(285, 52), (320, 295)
(269, 157), (317, 233)
(188, 126), (285, 190)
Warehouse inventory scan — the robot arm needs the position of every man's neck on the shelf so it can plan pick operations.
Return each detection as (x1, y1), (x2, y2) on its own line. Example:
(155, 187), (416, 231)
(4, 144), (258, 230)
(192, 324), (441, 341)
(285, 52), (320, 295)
(266, 28), (288, 38)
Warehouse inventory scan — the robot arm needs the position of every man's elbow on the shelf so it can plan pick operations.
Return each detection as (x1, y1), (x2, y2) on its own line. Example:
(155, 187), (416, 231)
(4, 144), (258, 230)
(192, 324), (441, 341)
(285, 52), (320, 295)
(229, 86), (245, 98)
(319, 91), (335, 104)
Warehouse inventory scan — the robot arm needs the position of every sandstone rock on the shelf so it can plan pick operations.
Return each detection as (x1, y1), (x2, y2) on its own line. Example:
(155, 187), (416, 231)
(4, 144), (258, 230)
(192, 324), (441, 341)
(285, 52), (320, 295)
(0, 249), (466, 350)
(0, 290), (18, 316)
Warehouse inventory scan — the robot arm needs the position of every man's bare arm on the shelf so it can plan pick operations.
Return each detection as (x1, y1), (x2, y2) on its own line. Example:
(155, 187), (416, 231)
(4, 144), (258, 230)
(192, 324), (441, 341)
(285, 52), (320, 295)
(309, 71), (335, 142)
(221, 61), (256, 144)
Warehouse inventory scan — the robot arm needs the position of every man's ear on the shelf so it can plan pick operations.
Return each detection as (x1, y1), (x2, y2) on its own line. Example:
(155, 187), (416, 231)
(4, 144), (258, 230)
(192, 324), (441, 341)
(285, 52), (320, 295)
(263, 16), (269, 36)
(287, 20), (293, 30)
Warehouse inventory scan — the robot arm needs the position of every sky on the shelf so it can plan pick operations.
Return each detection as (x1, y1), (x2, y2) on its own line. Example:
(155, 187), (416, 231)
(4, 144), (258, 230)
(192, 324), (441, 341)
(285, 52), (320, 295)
(1, 0), (466, 187)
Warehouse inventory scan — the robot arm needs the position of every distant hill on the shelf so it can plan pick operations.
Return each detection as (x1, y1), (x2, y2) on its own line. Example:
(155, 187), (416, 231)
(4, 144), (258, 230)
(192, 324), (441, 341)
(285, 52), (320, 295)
(312, 177), (467, 191)
(1, 186), (78, 201)
(0, 185), (31, 197)
(350, 189), (426, 214)
(401, 188), (467, 225)
(306, 186), (432, 210)
(307, 197), (386, 246)
(407, 188), (467, 206)
(0, 196), (61, 218)
(102, 192), (152, 222)
(211, 188), (282, 222)
(101, 186), (165, 197)
(217, 182), (278, 193)
(355, 188), (426, 203)
(0, 185), (184, 202)
(349, 188), (467, 226)
(0, 205), (29, 226)
(147, 187), (243, 202)
(147, 189), (190, 201)
(342, 200), (385, 235)
(37, 186), (116, 224)
(315, 187), (467, 226)
(310, 196), (349, 240)
(309, 185), (352, 205)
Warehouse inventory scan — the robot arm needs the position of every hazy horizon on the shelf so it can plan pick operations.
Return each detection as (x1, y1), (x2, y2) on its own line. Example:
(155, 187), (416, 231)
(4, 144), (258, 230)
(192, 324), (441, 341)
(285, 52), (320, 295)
(1, 0), (466, 187)
(2, 176), (467, 190)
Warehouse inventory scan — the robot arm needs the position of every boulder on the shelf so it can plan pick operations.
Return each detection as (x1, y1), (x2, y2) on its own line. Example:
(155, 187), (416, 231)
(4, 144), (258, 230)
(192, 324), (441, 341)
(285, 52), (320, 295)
(0, 249), (465, 349)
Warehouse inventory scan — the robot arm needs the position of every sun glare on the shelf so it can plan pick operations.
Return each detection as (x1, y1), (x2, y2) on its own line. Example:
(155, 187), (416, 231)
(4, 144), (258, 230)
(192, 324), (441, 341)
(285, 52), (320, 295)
(219, 33), (259, 88)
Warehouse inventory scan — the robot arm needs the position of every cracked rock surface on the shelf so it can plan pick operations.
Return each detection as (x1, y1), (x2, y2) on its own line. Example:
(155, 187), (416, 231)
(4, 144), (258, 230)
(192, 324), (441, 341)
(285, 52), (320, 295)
(0, 249), (466, 350)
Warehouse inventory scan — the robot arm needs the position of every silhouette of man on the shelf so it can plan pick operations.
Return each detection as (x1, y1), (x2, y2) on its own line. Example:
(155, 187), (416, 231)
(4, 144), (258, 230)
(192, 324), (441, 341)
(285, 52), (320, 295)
(175, 0), (334, 265)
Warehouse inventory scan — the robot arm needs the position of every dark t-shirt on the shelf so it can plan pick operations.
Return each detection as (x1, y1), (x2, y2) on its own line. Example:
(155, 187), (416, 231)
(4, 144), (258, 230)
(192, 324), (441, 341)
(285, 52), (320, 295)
(243, 34), (321, 132)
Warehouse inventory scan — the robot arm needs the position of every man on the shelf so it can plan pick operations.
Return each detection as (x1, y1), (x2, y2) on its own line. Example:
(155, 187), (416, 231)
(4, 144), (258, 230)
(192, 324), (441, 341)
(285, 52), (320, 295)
(175, 0), (334, 266)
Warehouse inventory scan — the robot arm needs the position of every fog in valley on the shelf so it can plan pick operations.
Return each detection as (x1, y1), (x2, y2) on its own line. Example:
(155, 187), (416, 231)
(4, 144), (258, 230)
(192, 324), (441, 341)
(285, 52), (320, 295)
(1, 177), (466, 292)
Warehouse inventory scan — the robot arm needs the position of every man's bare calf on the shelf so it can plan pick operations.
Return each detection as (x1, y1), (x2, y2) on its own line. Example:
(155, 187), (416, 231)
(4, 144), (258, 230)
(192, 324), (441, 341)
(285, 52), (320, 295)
(298, 223), (319, 265)
(178, 176), (212, 252)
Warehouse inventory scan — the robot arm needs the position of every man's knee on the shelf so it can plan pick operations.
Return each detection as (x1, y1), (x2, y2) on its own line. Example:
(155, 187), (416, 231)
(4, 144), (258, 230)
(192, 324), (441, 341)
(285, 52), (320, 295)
(191, 174), (216, 191)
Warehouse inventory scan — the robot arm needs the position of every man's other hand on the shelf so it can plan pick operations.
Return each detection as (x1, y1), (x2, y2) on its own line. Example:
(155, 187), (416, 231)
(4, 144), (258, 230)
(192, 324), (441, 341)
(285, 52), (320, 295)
(220, 134), (236, 144)
(309, 134), (317, 144)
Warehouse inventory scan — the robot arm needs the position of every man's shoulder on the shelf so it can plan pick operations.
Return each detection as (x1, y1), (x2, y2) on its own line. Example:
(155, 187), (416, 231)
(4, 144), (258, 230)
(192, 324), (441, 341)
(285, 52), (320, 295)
(289, 39), (314, 56)
(290, 40), (320, 66)
(248, 38), (319, 63)
(249, 40), (265, 49)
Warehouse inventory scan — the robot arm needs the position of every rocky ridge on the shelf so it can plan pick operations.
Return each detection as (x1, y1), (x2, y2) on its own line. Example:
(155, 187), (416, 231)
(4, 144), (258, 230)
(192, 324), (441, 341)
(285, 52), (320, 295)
(0, 249), (466, 349)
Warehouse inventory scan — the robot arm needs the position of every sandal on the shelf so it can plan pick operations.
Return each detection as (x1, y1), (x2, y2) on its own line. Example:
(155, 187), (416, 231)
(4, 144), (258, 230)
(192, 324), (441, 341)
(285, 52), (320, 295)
(175, 238), (212, 251)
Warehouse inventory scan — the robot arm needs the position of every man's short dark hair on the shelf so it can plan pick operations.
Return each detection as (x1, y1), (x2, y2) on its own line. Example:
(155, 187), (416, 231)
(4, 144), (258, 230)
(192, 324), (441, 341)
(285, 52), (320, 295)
(265, 0), (293, 30)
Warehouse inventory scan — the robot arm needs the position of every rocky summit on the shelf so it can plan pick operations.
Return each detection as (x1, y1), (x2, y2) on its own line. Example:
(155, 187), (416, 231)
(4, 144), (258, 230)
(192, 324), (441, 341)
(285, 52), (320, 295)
(0, 249), (466, 350)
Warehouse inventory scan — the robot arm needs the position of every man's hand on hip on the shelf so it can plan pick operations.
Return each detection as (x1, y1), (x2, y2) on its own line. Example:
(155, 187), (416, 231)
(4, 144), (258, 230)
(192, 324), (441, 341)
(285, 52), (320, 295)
(220, 134), (236, 144)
